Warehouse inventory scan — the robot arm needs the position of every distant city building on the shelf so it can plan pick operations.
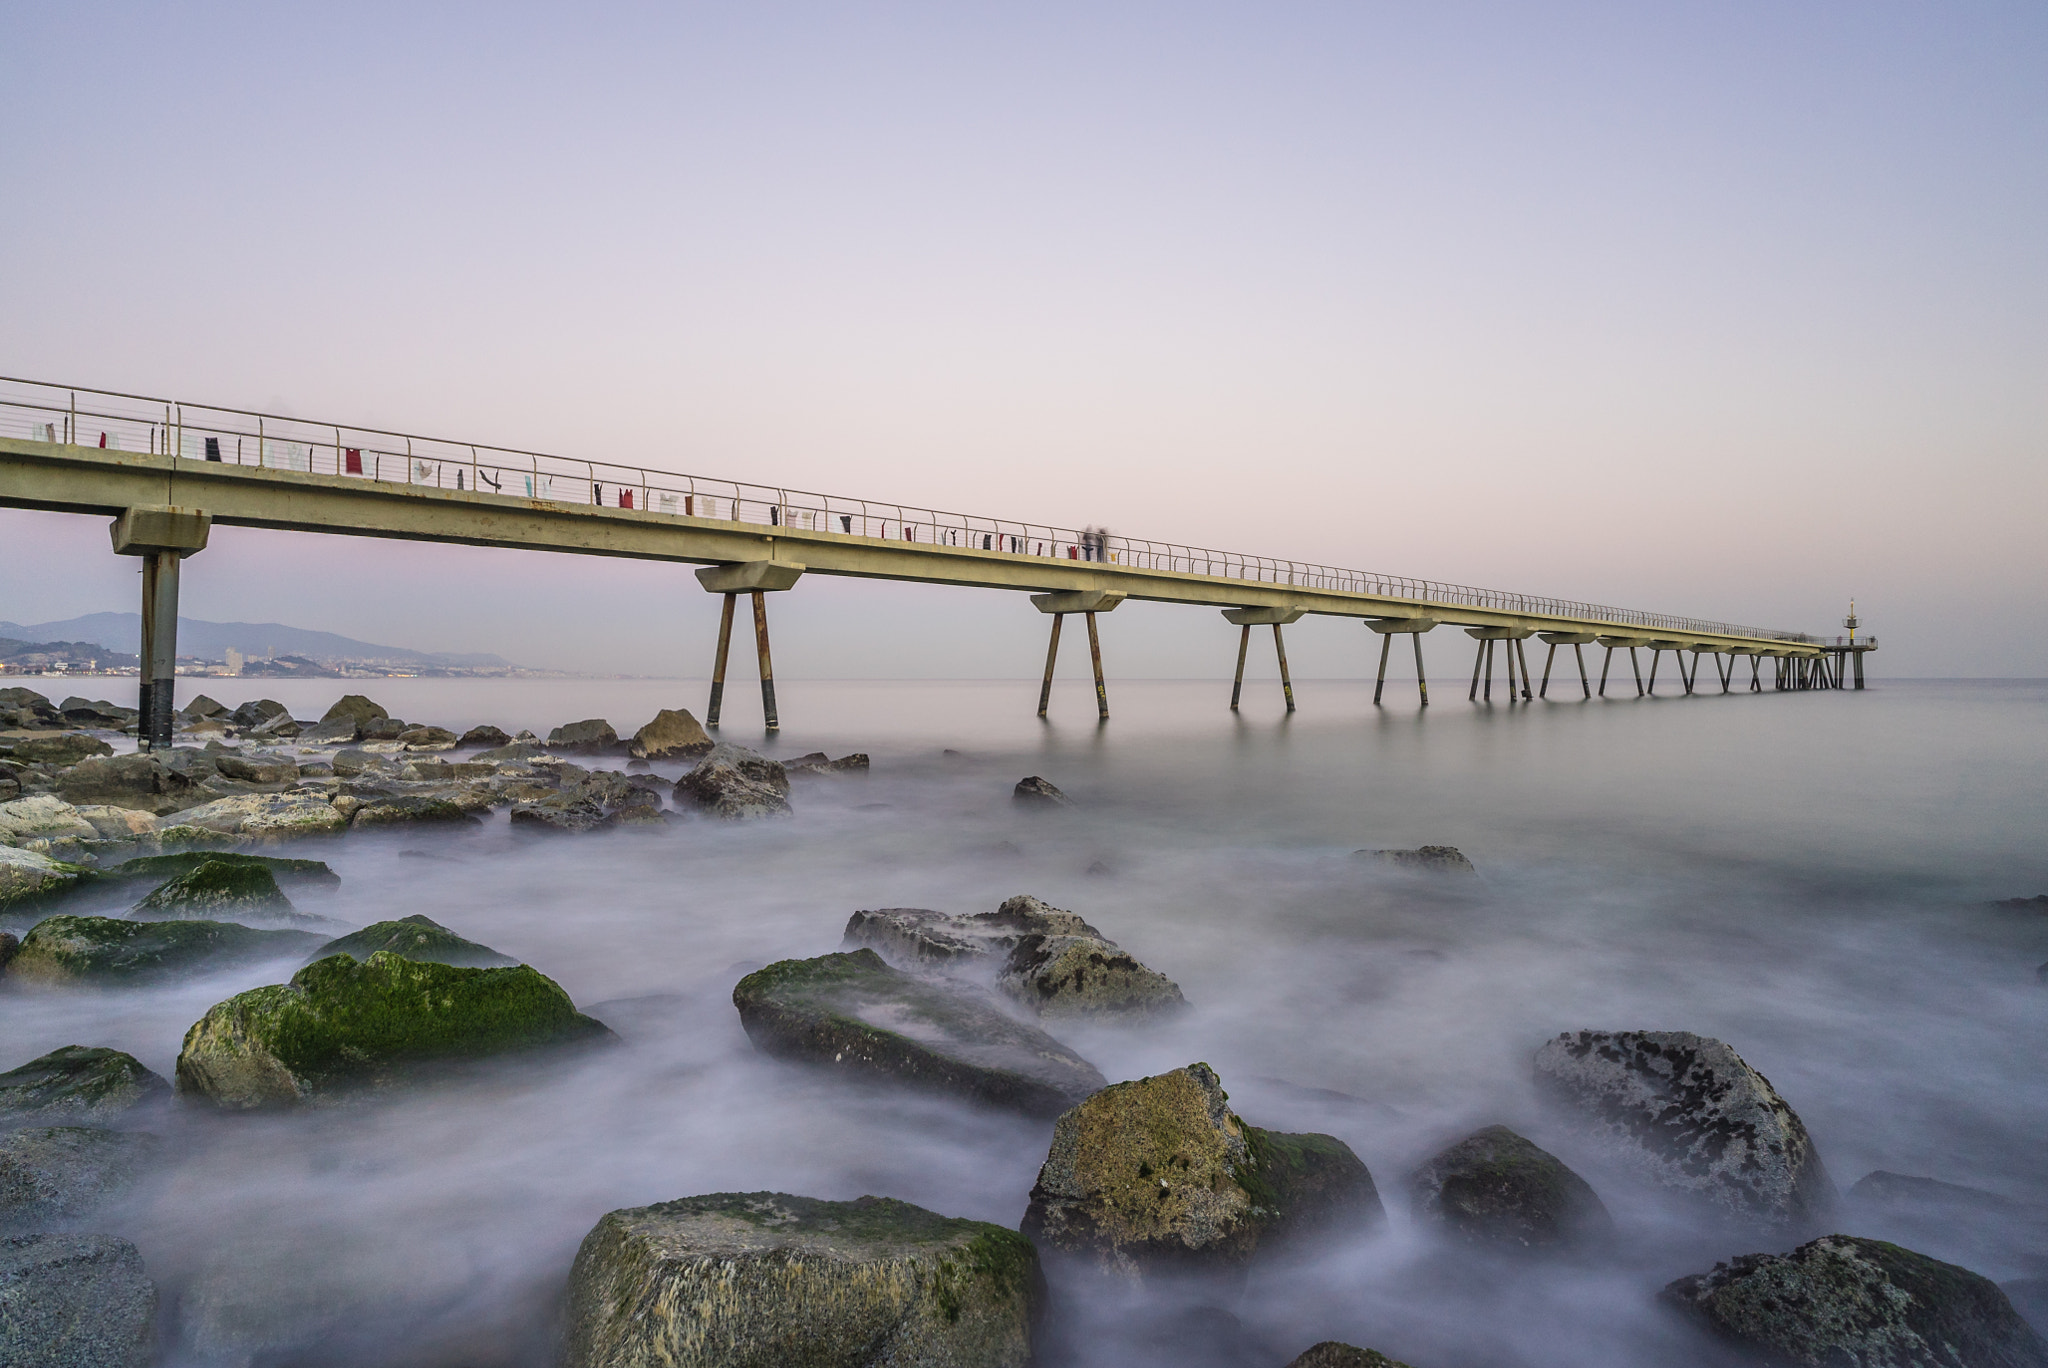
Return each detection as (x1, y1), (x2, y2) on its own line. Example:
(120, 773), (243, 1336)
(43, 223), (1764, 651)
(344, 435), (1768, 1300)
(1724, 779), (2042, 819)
(225, 647), (244, 675)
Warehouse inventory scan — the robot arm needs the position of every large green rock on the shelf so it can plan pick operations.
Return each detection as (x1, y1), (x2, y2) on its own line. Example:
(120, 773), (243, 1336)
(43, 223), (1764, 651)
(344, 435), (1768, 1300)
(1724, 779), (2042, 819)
(309, 915), (515, 968)
(1665, 1234), (2048, 1367)
(732, 950), (1106, 1117)
(1404, 1124), (1611, 1250)
(1022, 1064), (1383, 1283)
(109, 850), (340, 893)
(561, 1192), (1041, 1368)
(0, 847), (93, 914)
(0, 1126), (160, 1231)
(0, 1233), (157, 1368)
(5, 915), (322, 985)
(0, 1047), (170, 1128)
(175, 950), (612, 1109)
(129, 858), (298, 922)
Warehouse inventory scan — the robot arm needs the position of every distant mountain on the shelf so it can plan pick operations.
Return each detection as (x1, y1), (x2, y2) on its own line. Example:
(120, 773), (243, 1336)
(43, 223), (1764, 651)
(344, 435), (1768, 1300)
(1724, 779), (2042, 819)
(0, 614), (511, 669)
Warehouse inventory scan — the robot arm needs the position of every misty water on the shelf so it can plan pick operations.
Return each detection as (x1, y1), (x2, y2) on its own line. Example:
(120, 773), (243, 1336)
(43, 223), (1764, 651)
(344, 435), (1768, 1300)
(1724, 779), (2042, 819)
(8, 675), (2048, 1367)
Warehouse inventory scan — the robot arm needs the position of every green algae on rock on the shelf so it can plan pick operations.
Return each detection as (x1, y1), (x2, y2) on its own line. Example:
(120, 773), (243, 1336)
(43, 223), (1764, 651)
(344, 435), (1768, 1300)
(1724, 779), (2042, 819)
(109, 850), (341, 893)
(0, 1126), (161, 1231)
(0, 847), (94, 914)
(1404, 1124), (1611, 1250)
(561, 1191), (1041, 1368)
(732, 950), (1106, 1117)
(1665, 1234), (2048, 1367)
(0, 1233), (158, 1368)
(129, 858), (299, 922)
(309, 914), (515, 968)
(1022, 1063), (1383, 1282)
(5, 915), (323, 985)
(0, 1047), (170, 1128)
(175, 950), (612, 1108)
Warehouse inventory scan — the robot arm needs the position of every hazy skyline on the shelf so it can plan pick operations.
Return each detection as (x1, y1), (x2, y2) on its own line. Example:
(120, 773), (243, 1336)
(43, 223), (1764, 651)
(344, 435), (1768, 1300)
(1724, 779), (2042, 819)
(4, 3), (2042, 678)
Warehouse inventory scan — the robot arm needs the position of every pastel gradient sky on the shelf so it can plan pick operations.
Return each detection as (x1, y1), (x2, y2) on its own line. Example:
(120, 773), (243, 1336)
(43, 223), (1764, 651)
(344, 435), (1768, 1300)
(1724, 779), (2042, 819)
(3, 2), (2042, 678)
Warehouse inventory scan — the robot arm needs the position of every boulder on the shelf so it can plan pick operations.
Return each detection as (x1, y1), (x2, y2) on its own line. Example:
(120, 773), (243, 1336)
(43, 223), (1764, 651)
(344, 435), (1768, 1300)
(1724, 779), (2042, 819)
(0, 795), (99, 844)
(1404, 1124), (1610, 1250)
(247, 711), (301, 740)
(673, 744), (792, 819)
(1013, 775), (1071, 808)
(1666, 1235), (2048, 1367)
(174, 950), (613, 1108)
(230, 699), (289, 729)
(474, 741), (547, 764)
(0, 848), (93, 912)
(458, 723), (511, 749)
(2, 732), (113, 766)
(109, 850), (340, 894)
(0, 1047), (170, 1128)
(329, 748), (388, 778)
(843, 895), (1186, 1020)
(212, 750), (299, 784)
(1355, 846), (1476, 874)
(321, 694), (388, 727)
(510, 799), (618, 833)
(1286, 1346), (1414, 1368)
(732, 950), (1106, 1117)
(547, 718), (620, 754)
(71, 806), (158, 841)
(360, 715), (408, 741)
(562, 1192), (1041, 1368)
(0, 1233), (157, 1368)
(397, 725), (458, 750)
(783, 751), (871, 777)
(5, 915), (321, 985)
(182, 694), (231, 719)
(347, 795), (484, 827)
(299, 717), (361, 745)
(0, 934), (14, 970)
(310, 915), (516, 969)
(1534, 1030), (1834, 1229)
(0, 1126), (159, 1230)
(166, 791), (349, 840)
(58, 751), (216, 815)
(1021, 1063), (1383, 1281)
(129, 858), (298, 922)
(58, 699), (136, 728)
(628, 707), (712, 759)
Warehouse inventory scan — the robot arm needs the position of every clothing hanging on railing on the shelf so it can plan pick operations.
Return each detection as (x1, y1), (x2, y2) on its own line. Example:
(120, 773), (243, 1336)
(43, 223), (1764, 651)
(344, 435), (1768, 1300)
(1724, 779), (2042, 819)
(344, 448), (363, 474)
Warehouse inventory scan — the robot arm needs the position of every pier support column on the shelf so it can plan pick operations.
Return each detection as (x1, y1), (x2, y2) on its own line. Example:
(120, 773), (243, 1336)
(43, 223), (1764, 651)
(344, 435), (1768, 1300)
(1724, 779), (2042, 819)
(1037, 590), (1125, 719)
(1631, 648), (1645, 696)
(110, 506), (211, 752)
(1646, 649), (1662, 695)
(696, 559), (805, 731)
(1515, 638), (1534, 701)
(1365, 616), (1438, 708)
(1231, 624), (1251, 710)
(1372, 631), (1392, 705)
(1538, 632), (1597, 701)
(1221, 606), (1304, 713)
(1039, 615), (1064, 718)
(1539, 642), (1556, 698)
(1853, 650), (1865, 690)
(1465, 627), (1535, 704)
(1272, 624), (1295, 712)
(1575, 644), (1591, 698)
(1086, 612), (1109, 721)
(1599, 647), (1613, 697)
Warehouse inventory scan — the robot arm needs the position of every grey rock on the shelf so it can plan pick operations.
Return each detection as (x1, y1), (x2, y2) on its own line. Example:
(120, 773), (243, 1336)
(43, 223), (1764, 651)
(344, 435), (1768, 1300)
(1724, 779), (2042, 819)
(784, 751), (871, 777)
(546, 718), (620, 754)
(247, 711), (301, 740)
(1286, 1346), (1415, 1368)
(211, 750), (299, 784)
(627, 707), (712, 759)
(458, 723), (511, 748)
(346, 794), (484, 827)
(673, 745), (791, 819)
(0, 794), (99, 844)
(1534, 1030), (1834, 1229)
(359, 716), (408, 742)
(1013, 775), (1070, 808)
(321, 694), (388, 726)
(1666, 1234), (2048, 1367)
(397, 724), (458, 750)
(2, 732), (113, 766)
(298, 717), (361, 746)
(58, 699), (136, 728)
(732, 950), (1106, 1116)
(0, 1047), (170, 1129)
(182, 693), (231, 719)
(167, 790), (349, 840)
(1355, 845), (1476, 873)
(309, 914), (516, 968)
(0, 1233), (157, 1368)
(1404, 1124), (1610, 1249)
(509, 799), (618, 833)
(230, 698), (288, 729)
(57, 751), (216, 816)
(0, 1126), (160, 1230)
(474, 741), (547, 763)
(561, 1192), (1041, 1368)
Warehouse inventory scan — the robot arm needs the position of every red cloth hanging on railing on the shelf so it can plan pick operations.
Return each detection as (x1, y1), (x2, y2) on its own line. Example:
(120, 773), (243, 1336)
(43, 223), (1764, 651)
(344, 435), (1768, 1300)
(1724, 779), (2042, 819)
(345, 448), (363, 474)
(621, 489), (634, 509)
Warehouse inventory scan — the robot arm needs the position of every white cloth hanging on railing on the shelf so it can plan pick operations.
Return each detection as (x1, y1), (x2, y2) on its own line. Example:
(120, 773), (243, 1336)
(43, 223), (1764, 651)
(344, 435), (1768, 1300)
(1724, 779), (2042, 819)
(415, 460), (439, 483)
(264, 439), (311, 471)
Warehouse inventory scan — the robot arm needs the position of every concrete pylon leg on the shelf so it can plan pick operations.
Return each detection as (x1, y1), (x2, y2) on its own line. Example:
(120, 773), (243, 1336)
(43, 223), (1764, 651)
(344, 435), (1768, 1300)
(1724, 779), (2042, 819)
(1086, 611), (1108, 721)
(1483, 639), (1495, 701)
(1038, 614), (1063, 718)
(1516, 638), (1534, 700)
(1630, 648), (1644, 696)
(1575, 643), (1590, 699)
(1373, 631), (1392, 705)
(1540, 643), (1556, 699)
(1469, 639), (1485, 701)
(751, 590), (778, 731)
(1231, 624), (1250, 710)
(1647, 650), (1661, 695)
(1501, 638), (1515, 701)
(1412, 633), (1429, 707)
(137, 550), (181, 751)
(1272, 623), (1295, 712)
(1853, 651), (1865, 690)
(706, 592), (736, 728)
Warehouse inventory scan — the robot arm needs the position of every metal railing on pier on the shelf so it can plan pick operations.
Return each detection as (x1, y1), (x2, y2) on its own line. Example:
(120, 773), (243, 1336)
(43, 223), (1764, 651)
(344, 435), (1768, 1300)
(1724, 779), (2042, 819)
(0, 376), (1821, 643)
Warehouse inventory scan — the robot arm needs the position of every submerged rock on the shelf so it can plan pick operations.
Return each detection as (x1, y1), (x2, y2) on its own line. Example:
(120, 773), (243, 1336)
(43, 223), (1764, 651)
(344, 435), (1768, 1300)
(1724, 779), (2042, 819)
(1404, 1124), (1610, 1250)
(1022, 1063), (1383, 1282)
(0, 847), (93, 912)
(562, 1192), (1041, 1368)
(628, 707), (712, 759)
(732, 950), (1106, 1116)
(1286, 1346), (1414, 1368)
(175, 950), (612, 1108)
(109, 850), (340, 894)
(130, 858), (298, 922)
(1845, 1171), (2048, 1275)
(1355, 846), (1476, 874)
(5, 915), (320, 985)
(0, 1047), (170, 1128)
(1534, 1030), (1834, 1229)
(1665, 1234), (2048, 1367)
(673, 744), (791, 819)
(784, 751), (871, 776)
(547, 718), (619, 754)
(167, 791), (349, 840)
(0, 1232), (158, 1368)
(0, 1126), (159, 1230)
(1012, 775), (1071, 808)
(310, 915), (516, 969)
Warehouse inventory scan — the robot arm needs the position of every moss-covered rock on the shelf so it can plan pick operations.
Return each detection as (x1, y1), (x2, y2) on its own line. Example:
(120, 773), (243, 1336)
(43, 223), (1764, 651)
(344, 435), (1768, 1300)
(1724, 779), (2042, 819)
(1021, 1063), (1382, 1283)
(346, 794), (484, 827)
(1665, 1234), (2048, 1367)
(1286, 1345), (1415, 1368)
(0, 847), (94, 913)
(322, 694), (388, 727)
(5, 915), (321, 985)
(174, 950), (612, 1108)
(0, 1233), (158, 1368)
(308, 915), (515, 968)
(562, 1192), (1041, 1368)
(733, 951), (1105, 1117)
(129, 858), (298, 922)
(1535, 1030), (1834, 1230)
(1404, 1124), (1611, 1250)
(108, 850), (340, 893)
(0, 1047), (170, 1128)
(0, 1126), (160, 1231)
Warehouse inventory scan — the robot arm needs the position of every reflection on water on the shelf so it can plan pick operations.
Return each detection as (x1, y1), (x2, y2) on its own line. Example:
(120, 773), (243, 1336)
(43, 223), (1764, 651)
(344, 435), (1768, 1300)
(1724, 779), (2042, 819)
(6, 678), (2047, 1366)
